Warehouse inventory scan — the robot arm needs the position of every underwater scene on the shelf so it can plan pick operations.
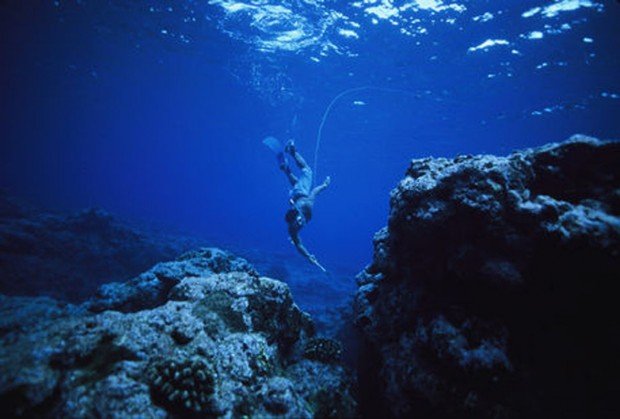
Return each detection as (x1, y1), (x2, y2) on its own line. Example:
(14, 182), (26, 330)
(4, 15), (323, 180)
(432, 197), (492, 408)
(1, 0), (619, 417)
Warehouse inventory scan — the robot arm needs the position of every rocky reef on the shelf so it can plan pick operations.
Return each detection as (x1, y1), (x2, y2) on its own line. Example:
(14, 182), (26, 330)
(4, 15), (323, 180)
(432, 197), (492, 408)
(0, 248), (356, 417)
(3, 135), (618, 418)
(0, 191), (355, 340)
(355, 135), (619, 417)
(0, 192), (201, 302)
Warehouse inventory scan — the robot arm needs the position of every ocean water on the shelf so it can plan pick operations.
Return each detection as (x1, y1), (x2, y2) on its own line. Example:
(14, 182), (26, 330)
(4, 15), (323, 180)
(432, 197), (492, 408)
(1, 0), (619, 274)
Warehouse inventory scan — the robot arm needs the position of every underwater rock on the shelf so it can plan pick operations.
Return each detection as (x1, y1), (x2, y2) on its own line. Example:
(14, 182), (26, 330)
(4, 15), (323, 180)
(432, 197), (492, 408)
(86, 247), (256, 313)
(260, 376), (307, 416)
(355, 135), (620, 418)
(0, 189), (354, 338)
(303, 337), (343, 364)
(238, 247), (358, 338)
(0, 248), (356, 417)
(0, 194), (201, 302)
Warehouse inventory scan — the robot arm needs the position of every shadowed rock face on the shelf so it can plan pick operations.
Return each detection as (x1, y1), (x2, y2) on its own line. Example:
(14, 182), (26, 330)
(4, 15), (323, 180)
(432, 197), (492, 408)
(0, 249), (356, 417)
(355, 135), (620, 418)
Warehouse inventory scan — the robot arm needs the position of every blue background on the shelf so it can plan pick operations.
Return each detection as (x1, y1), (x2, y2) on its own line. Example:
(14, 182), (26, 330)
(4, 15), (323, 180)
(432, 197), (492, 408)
(1, 0), (619, 274)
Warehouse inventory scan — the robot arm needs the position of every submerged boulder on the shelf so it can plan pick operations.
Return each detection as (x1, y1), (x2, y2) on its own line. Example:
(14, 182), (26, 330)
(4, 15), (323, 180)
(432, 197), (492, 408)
(0, 249), (356, 417)
(355, 135), (619, 418)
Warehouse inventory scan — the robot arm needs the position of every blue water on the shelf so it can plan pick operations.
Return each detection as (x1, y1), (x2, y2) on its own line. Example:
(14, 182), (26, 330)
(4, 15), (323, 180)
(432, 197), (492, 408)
(1, 0), (619, 273)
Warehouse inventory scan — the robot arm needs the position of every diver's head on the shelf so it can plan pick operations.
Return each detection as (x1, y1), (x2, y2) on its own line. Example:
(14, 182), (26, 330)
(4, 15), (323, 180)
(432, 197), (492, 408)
(285, 208), (304, 229)
(299, 203), (312, 221)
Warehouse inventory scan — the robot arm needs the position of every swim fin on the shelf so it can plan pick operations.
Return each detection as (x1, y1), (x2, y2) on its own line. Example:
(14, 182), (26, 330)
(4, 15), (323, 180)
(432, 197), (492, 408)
(263, 136), (286, 167)
(263, 136), (283, 153)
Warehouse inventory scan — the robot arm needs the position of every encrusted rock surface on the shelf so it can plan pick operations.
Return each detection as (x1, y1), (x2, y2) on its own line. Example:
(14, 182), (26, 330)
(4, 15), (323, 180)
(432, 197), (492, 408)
(0, 249), (356, 417)
(355, 135), (619, 418)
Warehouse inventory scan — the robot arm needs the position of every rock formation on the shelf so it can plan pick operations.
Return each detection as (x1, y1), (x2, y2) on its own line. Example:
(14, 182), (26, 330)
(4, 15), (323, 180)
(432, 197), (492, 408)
(355, 135), (619, 417)
(0, 193), (201, 301)
(0, 192), (355, 339)
(0, 248), (355, 417)
(3, 134), (618, 418)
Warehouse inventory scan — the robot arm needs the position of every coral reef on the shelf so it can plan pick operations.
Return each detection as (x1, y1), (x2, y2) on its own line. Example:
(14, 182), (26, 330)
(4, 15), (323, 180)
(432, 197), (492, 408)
(148, 357), (216, 414)
(355, 135), (619, 417)
(0, 249), (356, 417)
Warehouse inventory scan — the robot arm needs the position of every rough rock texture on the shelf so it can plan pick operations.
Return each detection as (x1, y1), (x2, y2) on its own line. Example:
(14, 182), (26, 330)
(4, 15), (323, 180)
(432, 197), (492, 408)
(0, 192), (354, 339)
(0, 192), (201, 302)
(86, 247), (256, 313)
(355, 135), (619, 418)
(236, 248), (358, 337)
(0, 249), (356, 418)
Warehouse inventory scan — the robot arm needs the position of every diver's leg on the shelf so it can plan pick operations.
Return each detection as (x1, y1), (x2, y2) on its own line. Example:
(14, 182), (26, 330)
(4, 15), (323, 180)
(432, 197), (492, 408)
(285, 140), (310, 170)
(291, 151), (310, 170)
(280, 162), (298, 186)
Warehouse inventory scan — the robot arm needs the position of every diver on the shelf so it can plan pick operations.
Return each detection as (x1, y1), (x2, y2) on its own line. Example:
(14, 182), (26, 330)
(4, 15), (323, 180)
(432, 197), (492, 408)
(263, 137), (330, 272)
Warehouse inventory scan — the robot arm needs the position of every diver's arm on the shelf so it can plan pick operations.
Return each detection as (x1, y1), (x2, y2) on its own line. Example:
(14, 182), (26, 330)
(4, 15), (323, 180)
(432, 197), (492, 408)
(290, 231), (311, 259)
(290, 234), (326, 272)
(310, 176), (331, 200)
(309, 254), (326, 272)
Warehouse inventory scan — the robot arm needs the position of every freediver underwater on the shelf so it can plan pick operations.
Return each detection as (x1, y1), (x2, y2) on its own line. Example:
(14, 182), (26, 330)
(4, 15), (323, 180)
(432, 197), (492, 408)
(263, 136), (330, 272)
(262, 87), (417, 272)
(261, 87), (418, 272)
